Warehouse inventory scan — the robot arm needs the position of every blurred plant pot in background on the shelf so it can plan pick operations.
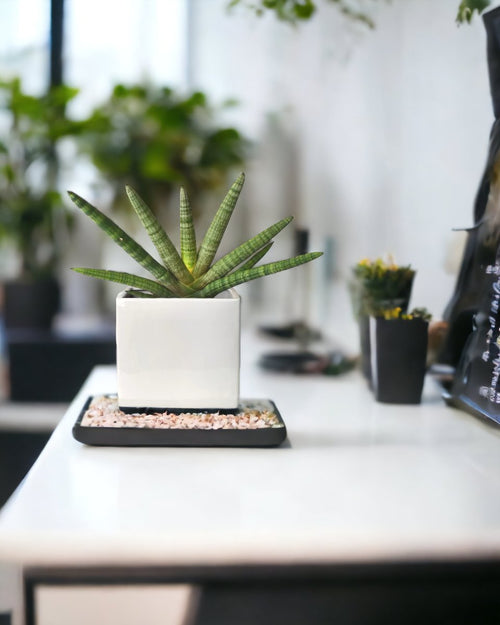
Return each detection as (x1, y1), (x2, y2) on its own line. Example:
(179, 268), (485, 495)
(370, 316), (428, 404)
(3, 277), (60, 330)
(349, 259), (415, 383)
(357, 293), (414, 384)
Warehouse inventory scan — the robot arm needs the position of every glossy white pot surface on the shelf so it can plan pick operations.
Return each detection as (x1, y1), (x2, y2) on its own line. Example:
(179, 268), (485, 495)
(116, 289), (240, 410)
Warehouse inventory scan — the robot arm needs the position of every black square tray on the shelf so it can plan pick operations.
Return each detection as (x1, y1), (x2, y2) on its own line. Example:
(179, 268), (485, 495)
(72, 395), (287, 447)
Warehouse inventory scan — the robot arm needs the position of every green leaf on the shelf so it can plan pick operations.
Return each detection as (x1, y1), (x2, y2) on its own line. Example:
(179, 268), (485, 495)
(192, 216), (293, 289)
(238, 241), (274, 271)
(293, 0), (316, 20)
(67, 191), (182, 293)
(193, 172), (245, 278)
(125, 185), (193, 284)
(71, 267), (175, 297)
(456, 0), (490, 23)
(179, 187), (197, 272)
(192, 251), (323, 298)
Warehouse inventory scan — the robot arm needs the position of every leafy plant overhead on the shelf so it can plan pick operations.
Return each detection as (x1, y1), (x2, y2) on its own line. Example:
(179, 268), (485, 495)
(0, 78), (81, 278)
(69, 173), (322, 299)
(228, 0), (494, 26)
(457, 0), (491, 23)
(227, 0), (381, 27)
(79, 83), (248, 214)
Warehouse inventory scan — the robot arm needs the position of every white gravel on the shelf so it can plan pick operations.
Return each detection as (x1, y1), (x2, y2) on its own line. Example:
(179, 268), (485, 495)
(81, 396), (283, 430)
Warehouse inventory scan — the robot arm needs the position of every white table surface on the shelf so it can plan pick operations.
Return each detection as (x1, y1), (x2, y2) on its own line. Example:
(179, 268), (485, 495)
(2, 330), (500, 569)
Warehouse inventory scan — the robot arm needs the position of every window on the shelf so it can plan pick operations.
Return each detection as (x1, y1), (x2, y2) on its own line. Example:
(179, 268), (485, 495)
(0, 0), (50, 92)
(65, 0), (189, 113)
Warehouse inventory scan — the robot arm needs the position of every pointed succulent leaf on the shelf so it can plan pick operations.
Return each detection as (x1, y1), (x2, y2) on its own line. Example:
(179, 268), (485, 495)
(71, 267), (175, 297)
(191, 251), (323, 298)
(179, 187), (197, 272)
(67, 191), (179, 290)
(125, 186), (193, 284)
(193, 172), (245, 278)
(192, 216), (293, 289)
(238, 241), (274, 271)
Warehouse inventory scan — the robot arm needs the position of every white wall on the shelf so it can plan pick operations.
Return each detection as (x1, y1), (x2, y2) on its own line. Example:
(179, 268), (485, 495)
(188, 0), (496, 331)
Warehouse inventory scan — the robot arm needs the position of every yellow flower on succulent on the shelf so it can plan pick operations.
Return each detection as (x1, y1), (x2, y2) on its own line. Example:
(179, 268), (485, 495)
(350, 255), (415, 319)
(382, 307), (403, 320)
(381, 307), (432, 322)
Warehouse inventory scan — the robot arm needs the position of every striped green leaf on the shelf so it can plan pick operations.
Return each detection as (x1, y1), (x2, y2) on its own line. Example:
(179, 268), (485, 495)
(192, 216), (292, 290)
(191, 251), (323, 298)
(68, 191), (179, 291)
(193, 172), (245, 278)
(179, 187), (197, 272)
(125, 186), (193, 284)
(71, 267), (175, 297)
(238, 241), (274, 271)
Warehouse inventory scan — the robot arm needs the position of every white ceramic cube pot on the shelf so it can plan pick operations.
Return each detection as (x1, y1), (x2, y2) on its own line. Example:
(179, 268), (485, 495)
(116, 289), (241, 410)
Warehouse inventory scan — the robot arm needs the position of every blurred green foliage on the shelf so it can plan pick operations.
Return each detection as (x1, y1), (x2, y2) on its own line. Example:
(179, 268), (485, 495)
(456, 0), (491, 23)
(229, 0), (493, 26)
(0, 78), (81, 278)
(78, 84), (249, 214)
(0, 79), (248, 279)
(228, 0), (377, 27)
(349, 257), (415, 319)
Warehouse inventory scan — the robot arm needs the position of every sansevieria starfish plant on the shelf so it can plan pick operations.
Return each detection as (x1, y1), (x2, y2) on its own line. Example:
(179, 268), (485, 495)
(69, 173), (322, 298)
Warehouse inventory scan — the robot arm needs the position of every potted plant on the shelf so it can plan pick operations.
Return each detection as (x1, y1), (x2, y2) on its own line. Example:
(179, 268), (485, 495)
(78, 83), (248, 217)
(349, 257), (415, 381)
(0, 78), (80, 329)
(69, 172), (322, 411)
(370, 307), (432, 404)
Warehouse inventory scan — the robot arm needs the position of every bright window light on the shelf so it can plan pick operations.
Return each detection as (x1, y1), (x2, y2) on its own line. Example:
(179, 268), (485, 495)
(66, 0), (189, 113)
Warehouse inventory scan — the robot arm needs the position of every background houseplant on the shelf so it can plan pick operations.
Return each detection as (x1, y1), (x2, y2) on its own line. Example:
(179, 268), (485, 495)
(70, 172), (322, 409)
(0, 78), (81, 328)
(0, 78), (249, 323)
(349, 257), (415, 381)
(78, 83), (248, 217)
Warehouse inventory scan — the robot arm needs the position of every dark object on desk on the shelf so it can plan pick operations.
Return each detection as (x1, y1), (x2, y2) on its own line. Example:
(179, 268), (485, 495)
(322, 351), (357, 376)
(259, 350), (355, 375)
(439, 6), (500, 369)
(7, 330), (116, 402)
(73, 395), (287, 447)
(259, 351), (325, 373)
(445, 244), (500, 426)
(259, 321), (322, 343)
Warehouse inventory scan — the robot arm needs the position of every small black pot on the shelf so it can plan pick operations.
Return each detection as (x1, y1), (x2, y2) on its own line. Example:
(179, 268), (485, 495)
(358, 295), (413, 385)
(370, 317), (428, 404)
(2, 277), (60, 330)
